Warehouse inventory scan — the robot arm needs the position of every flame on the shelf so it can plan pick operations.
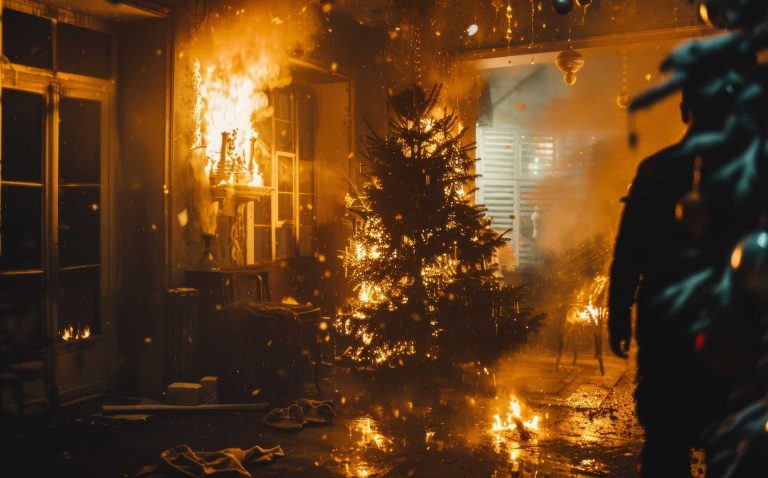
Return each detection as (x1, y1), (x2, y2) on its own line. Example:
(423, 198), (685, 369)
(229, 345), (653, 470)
(568, 275), (608, 325)
(60, 325), (92, 341)
(281, 296), (300, 305)
(194, 48), (288, 187)
(491, 396), (541, 434)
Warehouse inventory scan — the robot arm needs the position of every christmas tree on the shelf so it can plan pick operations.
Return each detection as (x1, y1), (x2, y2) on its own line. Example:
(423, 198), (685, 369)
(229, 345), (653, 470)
(629, 1), (768, 475)
(339, 84), (539, 366)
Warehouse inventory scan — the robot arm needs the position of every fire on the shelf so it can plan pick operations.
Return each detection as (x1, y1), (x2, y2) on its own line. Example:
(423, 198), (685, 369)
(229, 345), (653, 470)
(491, 396), (542, 435)
(194, 48), (288, 187)
(60, 325), (91, 341)
(568, 275), (608, 325)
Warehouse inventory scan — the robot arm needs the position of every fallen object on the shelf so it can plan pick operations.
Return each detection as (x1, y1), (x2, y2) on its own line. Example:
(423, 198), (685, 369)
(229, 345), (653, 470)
(262, 403), (305, 430)
(136, 444), (284, 478)
(102, 402), (269, 414)
(166, 382), (205, 405)
(262, 399), (335, 430)
(298, 398), (335, 424)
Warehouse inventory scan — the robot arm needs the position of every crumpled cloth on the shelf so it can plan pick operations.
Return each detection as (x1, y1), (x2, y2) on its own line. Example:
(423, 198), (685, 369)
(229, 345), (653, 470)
(136, 444), (284, 478)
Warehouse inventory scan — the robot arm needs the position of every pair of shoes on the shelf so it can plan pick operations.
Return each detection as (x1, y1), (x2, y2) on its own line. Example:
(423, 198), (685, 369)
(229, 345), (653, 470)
(262, 403), (305, 430)
(298, 399), (335, 424)
(263, 399), (335, 430)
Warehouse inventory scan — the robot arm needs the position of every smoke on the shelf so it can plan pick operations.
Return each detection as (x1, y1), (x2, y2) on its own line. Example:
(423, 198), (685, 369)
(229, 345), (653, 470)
(176, 0), (322, 237)
(478, 42), (689, 257)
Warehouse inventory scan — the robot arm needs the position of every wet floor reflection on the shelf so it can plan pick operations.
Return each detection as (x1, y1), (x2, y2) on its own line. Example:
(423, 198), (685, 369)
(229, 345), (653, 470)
(331, 415), (394, 477)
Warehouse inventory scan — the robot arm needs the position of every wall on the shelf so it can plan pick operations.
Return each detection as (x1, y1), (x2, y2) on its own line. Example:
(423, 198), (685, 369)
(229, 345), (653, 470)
(115, 17), (170, 396)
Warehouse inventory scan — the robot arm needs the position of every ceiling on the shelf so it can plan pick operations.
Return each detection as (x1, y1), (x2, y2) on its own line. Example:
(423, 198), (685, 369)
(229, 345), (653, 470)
(41, 0), (169, 20)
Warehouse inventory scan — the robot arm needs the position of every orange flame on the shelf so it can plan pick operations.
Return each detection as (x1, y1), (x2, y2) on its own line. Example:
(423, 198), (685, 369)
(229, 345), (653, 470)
(60, 325), (92, 341)
(194, 49), (289, 187)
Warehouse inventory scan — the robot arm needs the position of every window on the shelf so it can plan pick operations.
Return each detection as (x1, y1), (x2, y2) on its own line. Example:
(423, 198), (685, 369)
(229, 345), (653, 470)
(236, 87), (316, 263)
(1, 8), (110, 343)
(476, 126), (593, 267)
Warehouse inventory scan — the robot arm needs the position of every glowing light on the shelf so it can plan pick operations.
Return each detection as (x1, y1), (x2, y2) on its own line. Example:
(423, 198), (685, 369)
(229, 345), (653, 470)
(731, 246), (743, 269)
(467, 24), (479, 36)
(60, 325), (91, 341)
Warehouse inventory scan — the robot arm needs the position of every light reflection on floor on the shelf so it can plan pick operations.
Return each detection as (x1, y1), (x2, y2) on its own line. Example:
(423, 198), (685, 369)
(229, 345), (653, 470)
(333, 416), (394, 478)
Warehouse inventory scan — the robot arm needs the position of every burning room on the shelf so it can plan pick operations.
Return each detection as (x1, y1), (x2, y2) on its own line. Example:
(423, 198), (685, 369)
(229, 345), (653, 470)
(2, 0), (768, 477)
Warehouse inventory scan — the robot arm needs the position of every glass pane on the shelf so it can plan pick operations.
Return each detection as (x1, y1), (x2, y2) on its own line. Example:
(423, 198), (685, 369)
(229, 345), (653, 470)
(275, 120), (294, 152)
(60, 97), (101, 184)
(299, 194), (315, 226)
(299, 159), (314, 194)
(253, 196), (271, 225)
(2, 89), (45, 183)
(57, 23), (111, 79)
(276, 224), (296, 259)
(253, 226), (271, 262)
(2, 8), (52, 70)
(278, 156), (294, 192)
(0, 186), (42, 270)
(274, 91), (293, 121)
(58, 267), (100, 337)
(299, 225), (315, 257)
(0, 274), (44, 342)
(278, 193), (293, 221)
(59, 187), (100, 267)
(298, 91), (315, 162)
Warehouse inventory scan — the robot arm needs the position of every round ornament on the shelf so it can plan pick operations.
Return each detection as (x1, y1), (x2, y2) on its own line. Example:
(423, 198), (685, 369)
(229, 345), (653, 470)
(552, 0), (574, 15)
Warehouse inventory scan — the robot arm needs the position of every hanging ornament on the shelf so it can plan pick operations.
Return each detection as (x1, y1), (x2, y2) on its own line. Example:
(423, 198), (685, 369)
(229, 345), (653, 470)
(675, 156), (709, 240)
(730, 229), (768, 297)
(552, 0), (574, 15)
(555, 49), (584, 86)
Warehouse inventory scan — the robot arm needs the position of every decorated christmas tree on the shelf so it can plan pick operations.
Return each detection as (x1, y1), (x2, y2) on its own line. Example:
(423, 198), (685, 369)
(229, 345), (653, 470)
(338, 84), (539, 366)
(629, 1), (768, 474)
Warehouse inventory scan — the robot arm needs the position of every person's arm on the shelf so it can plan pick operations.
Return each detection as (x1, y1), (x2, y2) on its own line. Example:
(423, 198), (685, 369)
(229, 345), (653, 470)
(608, 167), (646, 358)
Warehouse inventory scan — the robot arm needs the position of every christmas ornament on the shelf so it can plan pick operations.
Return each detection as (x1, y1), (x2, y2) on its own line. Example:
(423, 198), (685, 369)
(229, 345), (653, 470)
(555, 49), (584, 86)
(552, 0), (573, 15)
(730, 229), (768, 296)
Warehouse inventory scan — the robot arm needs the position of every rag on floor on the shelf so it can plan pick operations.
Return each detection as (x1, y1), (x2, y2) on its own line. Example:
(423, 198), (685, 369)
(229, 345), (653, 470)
(136, 443), (284, 478)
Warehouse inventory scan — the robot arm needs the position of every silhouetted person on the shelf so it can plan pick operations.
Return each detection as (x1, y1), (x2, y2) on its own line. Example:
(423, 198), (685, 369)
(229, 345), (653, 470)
(608, 87), (734, 476)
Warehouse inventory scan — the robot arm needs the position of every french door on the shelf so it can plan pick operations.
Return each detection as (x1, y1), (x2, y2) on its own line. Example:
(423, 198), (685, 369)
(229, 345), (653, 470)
(1, 78), (111, 404)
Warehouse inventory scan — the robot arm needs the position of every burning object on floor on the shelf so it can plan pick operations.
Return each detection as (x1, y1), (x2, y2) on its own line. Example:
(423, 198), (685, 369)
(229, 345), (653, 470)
(491, 396), (542, 441)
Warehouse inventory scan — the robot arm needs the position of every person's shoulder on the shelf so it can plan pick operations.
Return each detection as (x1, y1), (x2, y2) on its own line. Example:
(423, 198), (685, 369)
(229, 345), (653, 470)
(634, 143), (686, 181)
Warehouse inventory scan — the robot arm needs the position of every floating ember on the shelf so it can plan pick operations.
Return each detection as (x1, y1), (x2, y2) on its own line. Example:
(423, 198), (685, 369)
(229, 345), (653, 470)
(60, 325), (91, 341)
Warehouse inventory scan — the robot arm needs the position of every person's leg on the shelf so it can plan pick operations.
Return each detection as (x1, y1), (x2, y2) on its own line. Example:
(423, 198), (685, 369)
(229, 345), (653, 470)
(641, 430), (692, 477)
(635, 370), (695, 477)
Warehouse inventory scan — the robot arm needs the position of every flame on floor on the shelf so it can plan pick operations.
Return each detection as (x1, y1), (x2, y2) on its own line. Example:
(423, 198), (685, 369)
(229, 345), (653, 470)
(491, 396), (541, 434)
